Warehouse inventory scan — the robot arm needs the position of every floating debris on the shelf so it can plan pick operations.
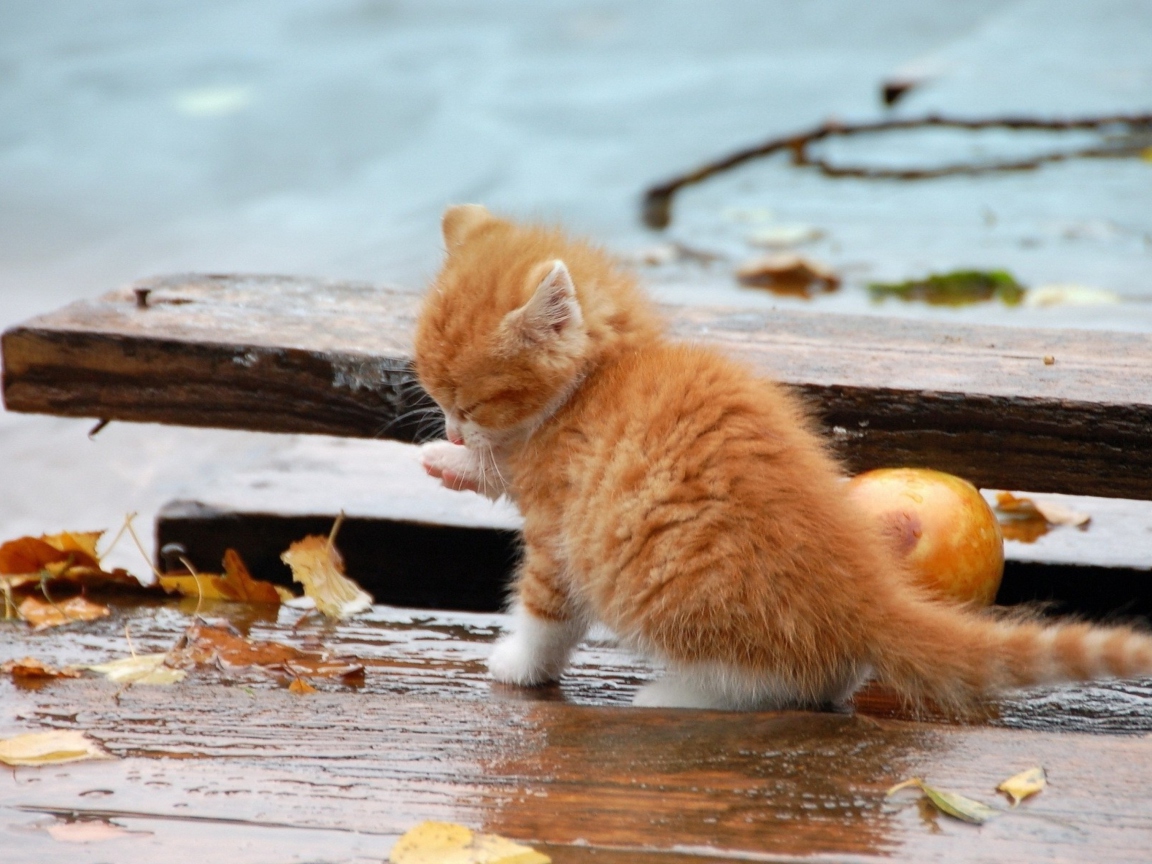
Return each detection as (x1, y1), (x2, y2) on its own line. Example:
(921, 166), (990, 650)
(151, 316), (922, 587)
(736, 254), (840, 298)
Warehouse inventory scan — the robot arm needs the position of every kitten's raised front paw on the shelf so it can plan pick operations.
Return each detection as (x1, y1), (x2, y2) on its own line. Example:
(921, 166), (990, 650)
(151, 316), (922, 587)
(419, 440), (482, 493)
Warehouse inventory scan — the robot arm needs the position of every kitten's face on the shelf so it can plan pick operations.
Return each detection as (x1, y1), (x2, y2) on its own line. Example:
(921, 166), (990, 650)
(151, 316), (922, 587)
(414, 206), (589, 452)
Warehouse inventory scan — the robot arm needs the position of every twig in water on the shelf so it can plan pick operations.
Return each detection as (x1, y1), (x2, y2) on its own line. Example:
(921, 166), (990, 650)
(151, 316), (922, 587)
(641, 112), (1152, 229)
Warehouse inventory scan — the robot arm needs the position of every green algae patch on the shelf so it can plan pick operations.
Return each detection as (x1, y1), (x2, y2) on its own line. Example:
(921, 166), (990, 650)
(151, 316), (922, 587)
(869, 270), (1025, 307)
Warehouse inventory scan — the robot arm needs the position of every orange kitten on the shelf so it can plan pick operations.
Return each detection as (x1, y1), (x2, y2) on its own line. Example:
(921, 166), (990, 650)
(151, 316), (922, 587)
(414, 204), (1152, 710)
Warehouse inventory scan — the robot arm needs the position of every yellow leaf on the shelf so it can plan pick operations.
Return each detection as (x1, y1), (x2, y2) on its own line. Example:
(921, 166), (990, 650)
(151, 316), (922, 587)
(289, 678), (318, 695)
(390, 821), (550, 864)
(41, 531), (103, 560)
(158, 549), (281, 605)
(1142, 146), (1152, 163)
(886, 777), (999, 824)
(280, 522), (372, 620)
(0, 730), (112, 767)
(87, 653), (186, 685)
(997, 766), (1047, 805)
(18, 595), (110, 630)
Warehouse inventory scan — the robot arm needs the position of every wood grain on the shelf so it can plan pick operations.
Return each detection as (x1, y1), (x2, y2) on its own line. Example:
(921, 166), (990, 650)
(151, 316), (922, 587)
(3, 596), (1152, 864)
(4, 273), (1152, 497)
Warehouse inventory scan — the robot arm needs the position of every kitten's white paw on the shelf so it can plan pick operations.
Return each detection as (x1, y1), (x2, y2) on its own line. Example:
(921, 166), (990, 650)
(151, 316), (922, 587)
(633, 676), (726, 709)
(488, 607), (585, 686)
(420, 440), (475, 478)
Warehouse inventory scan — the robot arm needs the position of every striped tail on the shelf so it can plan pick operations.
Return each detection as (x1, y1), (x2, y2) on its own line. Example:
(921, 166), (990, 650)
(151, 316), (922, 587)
(869, 592), (1152, 711)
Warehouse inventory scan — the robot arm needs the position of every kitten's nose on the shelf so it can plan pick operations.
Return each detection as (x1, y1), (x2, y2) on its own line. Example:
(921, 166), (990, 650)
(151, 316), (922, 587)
(444, 419), (464, 445)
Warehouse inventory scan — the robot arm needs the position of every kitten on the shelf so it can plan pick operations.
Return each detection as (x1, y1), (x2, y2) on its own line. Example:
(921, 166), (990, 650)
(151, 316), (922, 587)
(415, 204), (1152, 711)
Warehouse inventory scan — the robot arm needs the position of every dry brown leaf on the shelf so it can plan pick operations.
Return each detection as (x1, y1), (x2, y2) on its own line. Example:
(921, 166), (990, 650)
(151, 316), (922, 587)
(159, 548), (282, 605)
(0, 535), (99, 575)
(0, 730), (112, 767)
(735, 253), (840, 298)
(0, 529), (145, 595)
(997, 766), (1047, 805)
(1, 656), (81, 680)
(280, 528), (372, 620)
(389, 821), (550, 864)
(167, 622), (364, 682)
(288, 678), (318, 695)
(17, 595), (110, 630)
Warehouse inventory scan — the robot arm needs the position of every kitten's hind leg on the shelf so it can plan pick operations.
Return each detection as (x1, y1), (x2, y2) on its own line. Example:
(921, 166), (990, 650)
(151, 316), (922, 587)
(632, 664), (793, 710)
(489, 603), (586, 686)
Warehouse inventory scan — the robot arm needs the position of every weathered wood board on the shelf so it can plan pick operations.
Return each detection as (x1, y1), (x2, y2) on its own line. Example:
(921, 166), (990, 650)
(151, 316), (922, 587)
(4, 274), (1152, 498)
(3, 602), (1152, 863)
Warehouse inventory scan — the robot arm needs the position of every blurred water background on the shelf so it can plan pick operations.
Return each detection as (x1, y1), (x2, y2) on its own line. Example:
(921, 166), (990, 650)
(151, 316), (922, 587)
(1, 0), (1150, 570)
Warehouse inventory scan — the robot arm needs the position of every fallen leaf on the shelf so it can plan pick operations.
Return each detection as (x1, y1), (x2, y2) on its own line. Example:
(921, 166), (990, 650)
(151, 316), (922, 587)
(0, 535), (99, 575)
(869, 270), (1024, 307)
(289, 678), (318, 695)
(168, 622), (299, 668)
(17, 595), (110, 630)
(1143, 146), (1152, 163)
(87, 653), (186, 685)
(167, 622), (364, 682)
(887, 777), (999, 825)
(995, 492), (1090, 528)
(46, 819), (148, 843)
(0, 730), (112, 767)
(390, 821), (550, 864)
(997, 766), (1047, 805)
(280, 523), (372, 620)
(159, 548), (282, 605)
(1, 657), (81, 680)
(736, 253), (840, 298)
(0, 530), (145, 595)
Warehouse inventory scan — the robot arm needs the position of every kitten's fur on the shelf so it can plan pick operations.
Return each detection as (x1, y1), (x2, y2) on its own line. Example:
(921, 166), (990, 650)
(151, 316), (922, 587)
(415, 204), (1152, 711)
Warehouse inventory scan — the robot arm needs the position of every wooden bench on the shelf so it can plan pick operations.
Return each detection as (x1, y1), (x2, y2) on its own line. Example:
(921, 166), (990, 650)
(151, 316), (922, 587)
(3, 274), (1152, 862)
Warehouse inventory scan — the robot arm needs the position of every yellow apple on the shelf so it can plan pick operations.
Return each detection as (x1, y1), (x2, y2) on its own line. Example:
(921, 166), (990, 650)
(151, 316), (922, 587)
(846, 467), (1004, 606)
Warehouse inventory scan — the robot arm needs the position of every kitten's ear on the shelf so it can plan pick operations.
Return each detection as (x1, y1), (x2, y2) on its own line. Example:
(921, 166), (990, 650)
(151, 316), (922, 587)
(510, 260), (583, 344)
(442, 204), (494, 249)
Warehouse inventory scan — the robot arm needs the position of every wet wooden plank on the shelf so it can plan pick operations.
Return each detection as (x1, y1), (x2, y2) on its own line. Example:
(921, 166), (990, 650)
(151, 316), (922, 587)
(4, 602), (1152, 861)
(4, 273), (1152, 498)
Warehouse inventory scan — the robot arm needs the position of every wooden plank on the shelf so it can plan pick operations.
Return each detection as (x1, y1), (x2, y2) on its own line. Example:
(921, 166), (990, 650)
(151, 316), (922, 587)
(3, 603), (1152, 862)
(4, 273), (1152, 498)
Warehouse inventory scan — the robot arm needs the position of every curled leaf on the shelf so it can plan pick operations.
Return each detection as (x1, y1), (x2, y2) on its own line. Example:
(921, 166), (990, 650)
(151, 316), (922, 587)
(389, 821), (550, 864)
(997, 766), (1047, 805)
(887, 777), (999, 824)
(280, 521), (372, 620)
(0, 730), (112, 767)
